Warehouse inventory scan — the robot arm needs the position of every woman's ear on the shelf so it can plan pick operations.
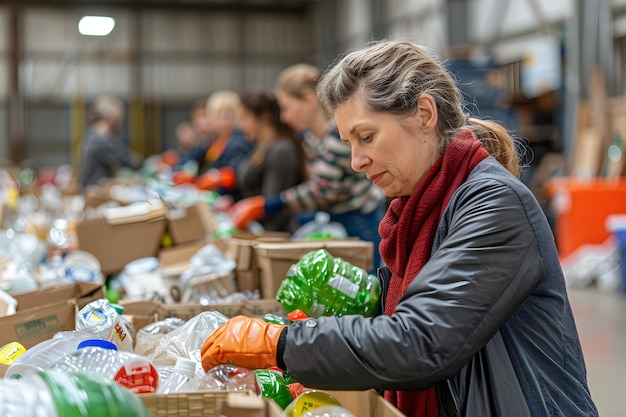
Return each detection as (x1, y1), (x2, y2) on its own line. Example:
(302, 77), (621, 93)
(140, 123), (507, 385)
(416, 94), (438, 132)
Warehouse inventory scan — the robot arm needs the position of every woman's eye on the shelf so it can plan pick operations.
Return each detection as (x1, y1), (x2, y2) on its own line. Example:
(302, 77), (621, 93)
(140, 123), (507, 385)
(361, 135), (372, 143)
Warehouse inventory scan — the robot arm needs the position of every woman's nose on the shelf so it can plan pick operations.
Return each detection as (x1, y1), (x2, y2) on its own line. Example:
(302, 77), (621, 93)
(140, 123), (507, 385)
(350, 147), (370, 172)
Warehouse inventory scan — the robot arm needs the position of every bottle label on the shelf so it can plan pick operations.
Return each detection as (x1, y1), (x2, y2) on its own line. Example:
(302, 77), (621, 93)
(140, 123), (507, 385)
(114, 360), (159, 394)
(0, 342), (26, 365)
(328, 274), (358, 299)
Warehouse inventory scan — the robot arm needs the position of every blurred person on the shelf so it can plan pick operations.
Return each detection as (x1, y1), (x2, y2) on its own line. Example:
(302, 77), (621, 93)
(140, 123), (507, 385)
(175, 121), (198, 155)
(229, 64), (386, 270)
(80, 95), (140, 189)
(200, 40), (598, 417)
(179, 99), (216, 171)
(197, 91), (307, 233)
(200, 90), (253, 176)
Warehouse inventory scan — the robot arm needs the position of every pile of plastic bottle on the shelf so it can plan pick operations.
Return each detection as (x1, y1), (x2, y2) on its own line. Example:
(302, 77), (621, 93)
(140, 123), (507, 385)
(0, 248), (378, 417)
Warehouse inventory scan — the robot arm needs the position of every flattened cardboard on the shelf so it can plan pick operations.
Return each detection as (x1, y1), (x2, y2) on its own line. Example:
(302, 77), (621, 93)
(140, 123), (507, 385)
(76, 216), (167, 274)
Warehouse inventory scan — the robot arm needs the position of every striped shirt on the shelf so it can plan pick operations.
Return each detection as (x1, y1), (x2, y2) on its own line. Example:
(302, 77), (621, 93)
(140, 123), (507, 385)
(280, 121), (386, 215)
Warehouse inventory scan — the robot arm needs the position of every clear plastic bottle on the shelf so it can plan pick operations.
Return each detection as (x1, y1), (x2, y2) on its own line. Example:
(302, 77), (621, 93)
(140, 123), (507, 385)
(0, 369), (152, 417)
(5, 332), (87, 379)
(157, 357), (198, 394)
(50, 339), (159, 394)
(291, 212), (348, 240)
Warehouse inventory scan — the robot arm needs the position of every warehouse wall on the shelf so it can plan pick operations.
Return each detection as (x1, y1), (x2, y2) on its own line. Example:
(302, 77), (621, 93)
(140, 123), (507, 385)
(2, 0), (626, 168)
(2, 5), (315, 167)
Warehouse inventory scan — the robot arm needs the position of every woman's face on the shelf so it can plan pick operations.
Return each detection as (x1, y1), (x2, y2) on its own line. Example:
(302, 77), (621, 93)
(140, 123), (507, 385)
(276, 90), (313, 133)
(238, 108), (258, 142)
(335, 92), (439, 197)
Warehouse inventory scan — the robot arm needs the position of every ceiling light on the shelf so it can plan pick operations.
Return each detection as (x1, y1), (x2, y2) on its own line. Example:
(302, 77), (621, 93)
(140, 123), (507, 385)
(78, 16), (115, 36)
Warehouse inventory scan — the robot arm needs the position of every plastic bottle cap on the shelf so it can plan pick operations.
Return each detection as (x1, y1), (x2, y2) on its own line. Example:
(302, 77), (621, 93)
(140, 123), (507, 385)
(174, 358), (197, 377)
(77, 339), (118, 351)
(110, 303), (125, 315)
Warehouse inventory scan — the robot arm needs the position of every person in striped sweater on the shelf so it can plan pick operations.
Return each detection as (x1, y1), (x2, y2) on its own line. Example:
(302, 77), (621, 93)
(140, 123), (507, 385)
(229, 64), (386, 272)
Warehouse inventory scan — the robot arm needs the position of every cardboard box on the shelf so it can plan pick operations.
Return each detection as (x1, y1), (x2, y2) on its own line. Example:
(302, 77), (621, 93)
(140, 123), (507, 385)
(0, 282), (103, 349)
(76, 216), (167, 274)
(120, 298), (285, 332)
(167, 202), (217, 245)
(224, 233), (290, 293)
(255, 240), (374, 298)
(219, 390), (406, 417)
(12, 281), (104, 311)
(0, 299), (77, 349)
(140, 390), (406, 417)
(158, 240), (208, 278)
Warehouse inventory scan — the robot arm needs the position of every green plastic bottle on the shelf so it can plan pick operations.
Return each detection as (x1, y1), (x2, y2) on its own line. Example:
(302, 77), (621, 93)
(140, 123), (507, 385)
(0, 370), (153, 417)
(276, 249), (381, 318)
(254, 369), (294, 410)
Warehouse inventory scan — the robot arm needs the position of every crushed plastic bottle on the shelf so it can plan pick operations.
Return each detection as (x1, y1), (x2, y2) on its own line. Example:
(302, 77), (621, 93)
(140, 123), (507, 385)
(76, 299), (134, 351)
(276, 249), (381, 318)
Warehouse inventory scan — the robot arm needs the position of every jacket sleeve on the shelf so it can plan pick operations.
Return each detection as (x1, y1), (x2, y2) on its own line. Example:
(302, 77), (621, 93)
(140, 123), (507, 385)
(282, 177), (544, 391)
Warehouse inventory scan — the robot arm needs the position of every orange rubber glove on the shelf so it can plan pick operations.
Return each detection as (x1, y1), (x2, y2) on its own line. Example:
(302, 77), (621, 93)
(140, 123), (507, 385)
(201, 316), (286, 372)
(195, 167), (236, 191)
(172, 171), (196, 185)
(229, 195), (266, 229)
(161, 149), (180, 167)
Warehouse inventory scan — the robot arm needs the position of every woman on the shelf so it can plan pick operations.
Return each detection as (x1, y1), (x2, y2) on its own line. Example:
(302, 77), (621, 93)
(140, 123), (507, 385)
(198, 91), (306, 233)
(200, 41), (598, 417)
(228, 64), (387, 271)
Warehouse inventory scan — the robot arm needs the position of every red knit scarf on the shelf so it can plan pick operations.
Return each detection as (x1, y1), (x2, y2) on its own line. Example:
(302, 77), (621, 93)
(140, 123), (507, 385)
(378, 129), (489, 417)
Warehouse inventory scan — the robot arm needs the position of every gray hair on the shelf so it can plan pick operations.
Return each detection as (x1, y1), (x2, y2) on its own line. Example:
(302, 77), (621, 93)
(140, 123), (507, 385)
(317, 40), (520, 176)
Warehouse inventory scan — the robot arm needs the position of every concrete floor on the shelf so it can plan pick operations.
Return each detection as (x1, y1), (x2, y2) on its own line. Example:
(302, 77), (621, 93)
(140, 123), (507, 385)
(568, 286), (625, 417)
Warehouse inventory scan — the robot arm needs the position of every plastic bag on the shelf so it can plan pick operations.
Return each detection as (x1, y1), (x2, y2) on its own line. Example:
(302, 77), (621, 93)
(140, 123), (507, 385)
(276, 250), (380, 318)
(134, 318), (185, 357)
(149, 311), (228, 366)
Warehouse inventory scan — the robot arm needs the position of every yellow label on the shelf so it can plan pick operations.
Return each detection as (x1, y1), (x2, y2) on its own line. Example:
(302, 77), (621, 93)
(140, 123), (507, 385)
(0, 342), (27, 365)
(286, 391), (342, 417)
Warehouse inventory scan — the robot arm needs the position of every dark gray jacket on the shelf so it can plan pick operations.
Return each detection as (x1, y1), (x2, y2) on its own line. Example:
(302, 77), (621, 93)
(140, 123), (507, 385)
(278, 157), (598, 416)
(80, 128), (139, 189)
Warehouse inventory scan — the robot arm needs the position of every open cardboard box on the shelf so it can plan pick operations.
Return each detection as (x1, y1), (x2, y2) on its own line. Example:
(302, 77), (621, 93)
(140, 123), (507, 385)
(141, 389), (406, 417)
(0, 282), (103, 349)
(255, 239), (374, 298)
(120, 298), (285, 332)
(166, 202), (217, 245)
(224, 232), (290, 293)
(76, 215), (167, 275)
(220, 390), (406, 417)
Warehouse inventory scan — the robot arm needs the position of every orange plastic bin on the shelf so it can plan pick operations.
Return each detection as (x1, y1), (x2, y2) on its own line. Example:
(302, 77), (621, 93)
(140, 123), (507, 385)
(546, 178), (626, 259)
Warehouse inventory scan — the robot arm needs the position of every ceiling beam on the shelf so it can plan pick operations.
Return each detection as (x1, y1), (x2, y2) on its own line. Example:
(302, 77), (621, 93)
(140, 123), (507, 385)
(0, 0), (313, 14)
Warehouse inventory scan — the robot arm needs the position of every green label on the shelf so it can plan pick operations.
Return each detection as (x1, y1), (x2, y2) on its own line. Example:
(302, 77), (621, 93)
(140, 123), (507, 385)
(14, 315), (62, 341)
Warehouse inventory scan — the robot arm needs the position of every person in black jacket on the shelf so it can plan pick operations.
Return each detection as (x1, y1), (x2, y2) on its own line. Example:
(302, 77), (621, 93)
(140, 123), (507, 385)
(80, 95), (140, 189)
(200, 40), (598, 417)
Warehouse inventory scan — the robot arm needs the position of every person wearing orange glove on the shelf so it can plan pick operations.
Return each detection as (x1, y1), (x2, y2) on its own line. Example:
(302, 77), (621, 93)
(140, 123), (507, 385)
(229, 63), (386, 272)
(225, 91), (306, 233)
(201, 40), (598, 417)
(201, 316), (286, 372)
